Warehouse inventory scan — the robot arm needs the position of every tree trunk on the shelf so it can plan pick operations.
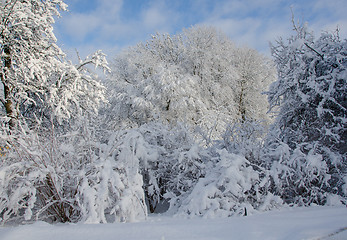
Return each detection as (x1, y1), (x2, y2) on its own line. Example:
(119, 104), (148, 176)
(1, 45), (17, 129)
(4, 85), (17, 129)
(238, 80), (246, 122)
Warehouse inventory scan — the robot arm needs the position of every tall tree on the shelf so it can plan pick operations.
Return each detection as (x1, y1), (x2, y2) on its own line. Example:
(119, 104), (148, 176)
(0, 0), (108, 130)
(106, 26), (275, 138)
(0, 1), (144, 225)
(1, 0), (65, 128)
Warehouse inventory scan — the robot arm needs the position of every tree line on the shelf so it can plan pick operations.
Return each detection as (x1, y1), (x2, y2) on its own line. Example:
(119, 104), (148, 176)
(0, 0), (345, 224)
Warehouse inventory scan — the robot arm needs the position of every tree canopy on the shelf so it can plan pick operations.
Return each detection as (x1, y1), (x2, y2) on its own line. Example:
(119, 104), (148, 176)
(105, 26), (276, 138)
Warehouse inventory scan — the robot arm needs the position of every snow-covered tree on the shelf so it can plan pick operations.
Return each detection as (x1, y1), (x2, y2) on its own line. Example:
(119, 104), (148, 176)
(105, 33), (203, 130)
(0, 0), (65, 128)
(265, 23), (346, 205)
(105, 26), (275, 138)
(231, 47), (276, 122)
(0, 0), (108, 129)
(0, 0), (147, 225)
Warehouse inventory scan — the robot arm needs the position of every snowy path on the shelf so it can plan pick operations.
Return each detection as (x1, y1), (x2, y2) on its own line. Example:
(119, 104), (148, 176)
(0, 206), (346, 240)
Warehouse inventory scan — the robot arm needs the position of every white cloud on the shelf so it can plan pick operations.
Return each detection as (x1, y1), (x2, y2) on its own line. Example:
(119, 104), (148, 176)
(57, 0), (181, 56)
(62, 13), (101, 41)
(142, 5), (167, 29)
(312, 0), (347, 17)
(195, 0), (292, 54)
(97, 0), (123, 19)
(59, 0), (123, 42)
(309, 0), (347, 38)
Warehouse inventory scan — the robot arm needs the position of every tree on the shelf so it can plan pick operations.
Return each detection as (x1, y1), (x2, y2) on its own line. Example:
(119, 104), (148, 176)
(106, 33), (203, 130)
(0, 0), (147, 225)
(231, 47), (275, 122)
(0, 0), (108, 130)
(1, 0), (65, 128)
(105, 26), (275, 139)
(265, 22), (346, 205)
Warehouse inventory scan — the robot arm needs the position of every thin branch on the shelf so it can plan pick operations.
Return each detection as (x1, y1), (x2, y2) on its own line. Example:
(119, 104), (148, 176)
(76, 60), (93, 70)
(75, 48), (81, 62)
(304, 43), (324, 60)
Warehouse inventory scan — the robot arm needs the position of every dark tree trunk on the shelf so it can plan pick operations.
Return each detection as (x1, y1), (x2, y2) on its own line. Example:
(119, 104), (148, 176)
(1, 45), (17, 129)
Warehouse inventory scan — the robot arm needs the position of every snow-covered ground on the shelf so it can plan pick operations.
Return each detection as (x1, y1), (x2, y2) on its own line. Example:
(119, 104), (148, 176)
(0, 206), (346, 240)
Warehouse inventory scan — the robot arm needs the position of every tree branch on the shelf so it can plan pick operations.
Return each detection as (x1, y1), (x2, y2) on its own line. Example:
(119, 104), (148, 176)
(304, 43), (324, 60)
(76, 60), (93, 71)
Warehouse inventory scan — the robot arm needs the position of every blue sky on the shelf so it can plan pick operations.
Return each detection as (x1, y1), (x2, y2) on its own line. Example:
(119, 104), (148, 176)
(54, 0), (347, 59)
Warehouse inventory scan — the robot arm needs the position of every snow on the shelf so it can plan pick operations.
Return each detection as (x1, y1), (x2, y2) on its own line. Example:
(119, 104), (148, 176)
(1, 206), (346, 240)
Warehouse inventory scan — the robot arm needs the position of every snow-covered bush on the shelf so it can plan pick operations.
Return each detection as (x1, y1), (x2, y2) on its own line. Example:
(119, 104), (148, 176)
(263, 138), (346, 206)
(166, 120), (281, 218)
(0, 122), (146, 225)
(221, 118), (268, 164)
(176, 147), (281, 218)
(104, 120), (281, 217)
(76, 131), (146, 223)
(109, 122), (207, 213)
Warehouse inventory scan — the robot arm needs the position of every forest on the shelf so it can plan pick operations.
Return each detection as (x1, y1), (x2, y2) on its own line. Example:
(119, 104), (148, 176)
(0, 0), (346, 225)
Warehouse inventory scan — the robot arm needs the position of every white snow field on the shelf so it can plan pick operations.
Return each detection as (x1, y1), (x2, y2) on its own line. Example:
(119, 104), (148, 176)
(0, 206), (346, 240)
